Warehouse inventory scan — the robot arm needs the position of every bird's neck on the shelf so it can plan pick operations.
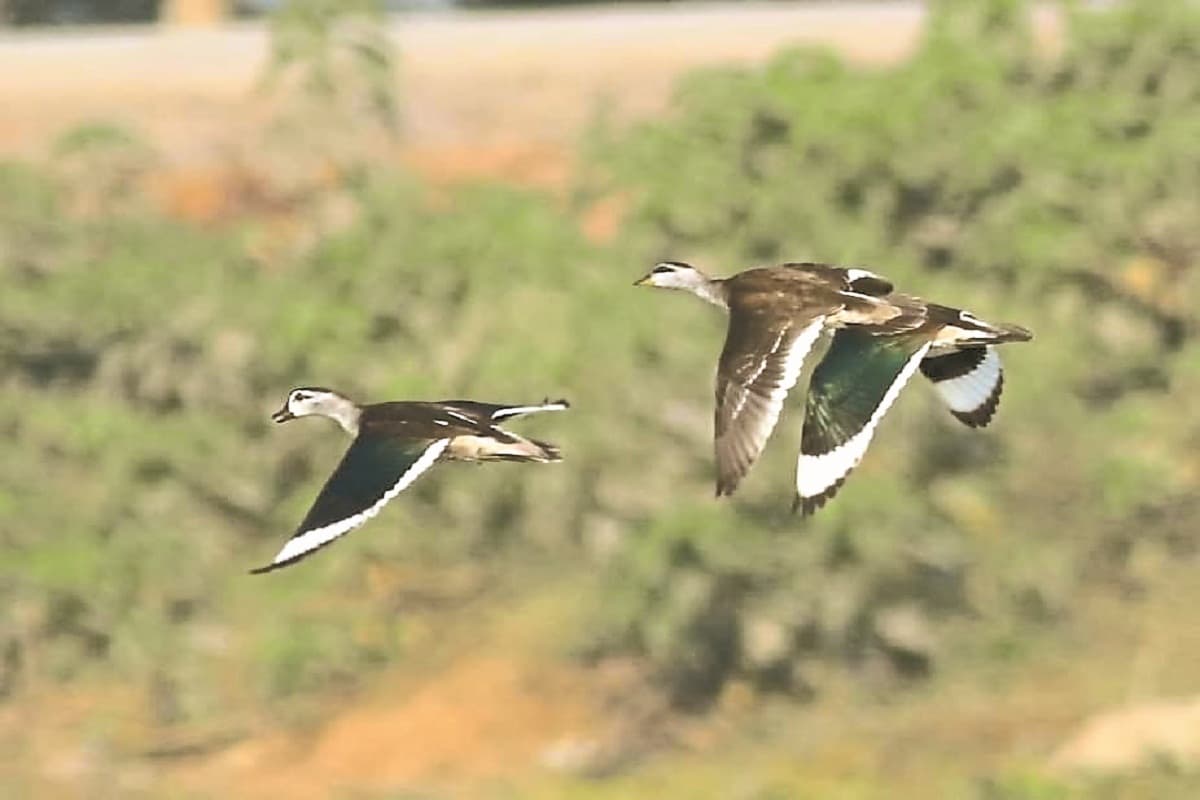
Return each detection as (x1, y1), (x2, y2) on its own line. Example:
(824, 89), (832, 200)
(324, 400), (362, 436)
(689, 277), (729, 309)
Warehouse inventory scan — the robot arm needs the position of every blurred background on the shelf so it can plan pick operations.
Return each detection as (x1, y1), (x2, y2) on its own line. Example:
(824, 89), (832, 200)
(2, 0), (1198, 797)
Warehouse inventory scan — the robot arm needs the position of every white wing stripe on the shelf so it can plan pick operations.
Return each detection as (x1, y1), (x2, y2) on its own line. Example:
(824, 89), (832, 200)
(796, 342), (932, 500)
(266, 438), (450, 568)
(490, 402), (569, 420)
(933, 348), (1001, 413)
(742, 317), (826, 451)
(731, 328), (786, 420)
(770, 317), (825, 416)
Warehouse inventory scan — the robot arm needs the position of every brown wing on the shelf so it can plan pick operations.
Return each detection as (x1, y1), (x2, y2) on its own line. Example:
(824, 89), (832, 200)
(714, 310), (827, 496)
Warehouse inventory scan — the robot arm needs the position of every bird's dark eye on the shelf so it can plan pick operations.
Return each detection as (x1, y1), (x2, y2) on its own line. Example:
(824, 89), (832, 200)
(294, 392), (311, 402)
(652, 264), (675, 274)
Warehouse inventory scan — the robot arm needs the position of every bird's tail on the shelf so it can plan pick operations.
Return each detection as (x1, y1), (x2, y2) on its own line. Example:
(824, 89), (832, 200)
(991, 322), (1033, 344)
(926, 303), (1033, 347)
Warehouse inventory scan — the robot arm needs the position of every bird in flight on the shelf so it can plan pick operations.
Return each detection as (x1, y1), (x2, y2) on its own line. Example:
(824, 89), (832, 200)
(254, 388), (568, 573)
(633, 261), (1031, 514)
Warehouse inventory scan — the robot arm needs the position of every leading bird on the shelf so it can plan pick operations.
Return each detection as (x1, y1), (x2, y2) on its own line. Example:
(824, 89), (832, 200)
(633, 261), (1031, 514)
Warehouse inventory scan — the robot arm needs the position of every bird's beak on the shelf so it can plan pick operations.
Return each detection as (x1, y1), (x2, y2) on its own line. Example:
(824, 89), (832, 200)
(633, 275), (651, 287)
(271, 406), (295, 423)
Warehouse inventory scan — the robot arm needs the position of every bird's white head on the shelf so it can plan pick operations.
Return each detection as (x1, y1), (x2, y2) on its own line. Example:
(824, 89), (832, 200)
(633, 261), (727, 308)
(272, 387), (360, 434)
(633, 261), (711, 291)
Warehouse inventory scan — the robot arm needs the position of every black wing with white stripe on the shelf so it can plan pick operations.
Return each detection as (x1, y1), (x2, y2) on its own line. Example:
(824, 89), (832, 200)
(251, 436), (449, 574)
(796, 328), (931, 515)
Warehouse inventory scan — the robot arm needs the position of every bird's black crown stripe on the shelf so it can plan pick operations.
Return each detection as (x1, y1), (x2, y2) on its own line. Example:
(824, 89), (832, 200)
(653, 261), (689, 273)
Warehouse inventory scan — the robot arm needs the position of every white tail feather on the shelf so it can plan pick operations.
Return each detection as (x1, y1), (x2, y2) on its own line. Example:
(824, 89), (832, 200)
(933, 348), (1002, 415)
(491, 401), (569, 420)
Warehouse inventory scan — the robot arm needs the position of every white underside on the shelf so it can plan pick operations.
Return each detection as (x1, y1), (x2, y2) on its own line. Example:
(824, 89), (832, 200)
(265, 438), (450, 568)
(933, 347), (1002, 414)
(796, 341), (932, 500)
(491, 402), (569, 420)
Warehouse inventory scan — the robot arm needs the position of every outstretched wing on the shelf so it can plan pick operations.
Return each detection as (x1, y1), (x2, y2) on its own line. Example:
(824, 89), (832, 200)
(920, 346), (1004, 428)
(714, 312), (826, 497)
(252, 437), (450, 574)
(796, 328), (931, 515)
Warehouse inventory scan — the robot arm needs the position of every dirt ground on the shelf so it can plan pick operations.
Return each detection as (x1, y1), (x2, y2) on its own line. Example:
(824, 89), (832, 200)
(172, 654), (604, 798)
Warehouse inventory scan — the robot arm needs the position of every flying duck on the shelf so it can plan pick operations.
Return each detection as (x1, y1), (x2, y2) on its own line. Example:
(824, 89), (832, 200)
(253, 388), (568, 574)
(633, 260), (1031, 514)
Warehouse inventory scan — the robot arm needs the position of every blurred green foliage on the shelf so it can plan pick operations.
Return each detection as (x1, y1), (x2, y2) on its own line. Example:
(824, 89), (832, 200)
(0, 0), (1198, 795)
